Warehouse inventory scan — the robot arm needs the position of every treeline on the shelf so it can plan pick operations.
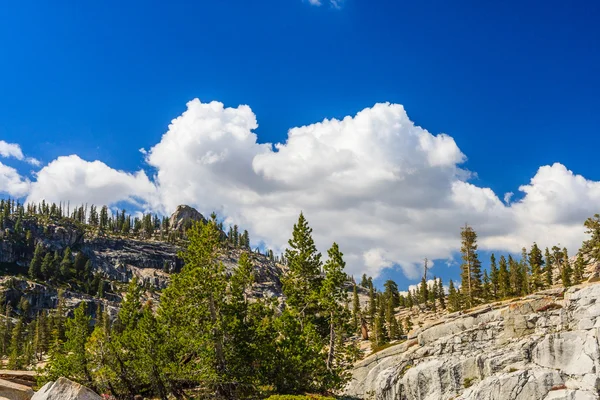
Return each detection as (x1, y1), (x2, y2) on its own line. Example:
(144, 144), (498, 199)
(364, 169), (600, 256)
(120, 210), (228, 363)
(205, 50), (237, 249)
(0, 198), (286, 264)
(0, 289), (68, 370)
(352, 274), (445, 351)
(447, 223), (593, 312)
(349, 215), (600, 352)
(41, 213), (360, 399)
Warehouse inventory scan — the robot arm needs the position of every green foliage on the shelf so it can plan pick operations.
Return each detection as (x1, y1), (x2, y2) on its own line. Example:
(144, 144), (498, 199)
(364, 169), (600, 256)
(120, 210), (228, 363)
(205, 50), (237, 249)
(583, 214), (600, 264)
(460, 224), (482, 308)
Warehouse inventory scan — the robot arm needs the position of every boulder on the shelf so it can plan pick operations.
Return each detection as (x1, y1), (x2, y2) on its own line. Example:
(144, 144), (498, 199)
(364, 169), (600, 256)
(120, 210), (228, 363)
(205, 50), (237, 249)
(32, 378), (102, 400)
(0, 378), (34, 400)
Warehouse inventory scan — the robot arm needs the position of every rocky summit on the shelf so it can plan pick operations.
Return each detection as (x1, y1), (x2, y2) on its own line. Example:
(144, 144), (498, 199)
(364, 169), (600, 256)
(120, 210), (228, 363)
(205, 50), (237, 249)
(344, 281), (600, 400)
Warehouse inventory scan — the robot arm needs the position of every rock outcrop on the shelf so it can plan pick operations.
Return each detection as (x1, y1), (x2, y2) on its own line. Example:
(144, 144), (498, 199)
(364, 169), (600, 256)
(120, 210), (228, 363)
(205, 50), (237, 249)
(0, 378), (34, 400)
(32, 378), (102, 400)
(344, 283), (600, 400)
(169, 204), (206, 231)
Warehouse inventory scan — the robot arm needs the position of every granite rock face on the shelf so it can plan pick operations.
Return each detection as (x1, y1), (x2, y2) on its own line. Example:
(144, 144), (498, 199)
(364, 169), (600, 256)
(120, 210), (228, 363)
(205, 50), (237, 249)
(169, 204), (206, 231)
(0, 206), (285, 299)
(344, 283), (600, 400)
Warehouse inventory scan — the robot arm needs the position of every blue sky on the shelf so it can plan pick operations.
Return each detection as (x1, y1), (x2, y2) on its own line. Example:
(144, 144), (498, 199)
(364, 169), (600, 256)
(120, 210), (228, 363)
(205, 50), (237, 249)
(1, 0), (599, 290)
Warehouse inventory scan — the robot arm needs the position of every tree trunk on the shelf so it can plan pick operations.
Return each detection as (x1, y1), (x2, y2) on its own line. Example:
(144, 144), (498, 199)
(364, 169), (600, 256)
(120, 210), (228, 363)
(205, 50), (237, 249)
(326, 311), (335, 370)
(361, 316), (369, 340)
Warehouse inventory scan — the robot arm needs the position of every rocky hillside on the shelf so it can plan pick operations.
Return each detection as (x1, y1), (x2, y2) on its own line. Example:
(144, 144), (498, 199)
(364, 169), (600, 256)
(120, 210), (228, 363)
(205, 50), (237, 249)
(0, 205), (285, 315)
(344, 281), (600, 400)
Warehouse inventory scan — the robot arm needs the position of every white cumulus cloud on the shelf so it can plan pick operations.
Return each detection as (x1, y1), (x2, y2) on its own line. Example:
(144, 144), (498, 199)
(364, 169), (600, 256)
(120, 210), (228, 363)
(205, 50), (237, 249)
(0, 140), (39, 165)
(6, 99), (600, 281)
(26, 155), (157, 210)
(0, 162), (30, 198)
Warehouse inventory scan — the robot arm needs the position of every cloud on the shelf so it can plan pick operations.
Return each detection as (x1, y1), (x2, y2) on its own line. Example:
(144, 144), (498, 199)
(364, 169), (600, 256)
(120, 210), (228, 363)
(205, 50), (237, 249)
(7, 99), (600, 281)
(26, 155), (157, 210)
(0, 140), (40, 166)
(0, 141), (24, 160)
(0, 162), (30, 197)
(307, 0), (321, 5)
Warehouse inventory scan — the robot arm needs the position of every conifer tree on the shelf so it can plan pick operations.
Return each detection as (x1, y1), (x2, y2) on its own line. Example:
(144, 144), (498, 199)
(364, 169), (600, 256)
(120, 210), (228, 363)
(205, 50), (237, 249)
(437, 278), (446, 309)
(583, 214), (600, 264)
(520, 247), (530, 294)
(561, 247), (572, 287)
(281, 213), (323, 325)
(41, 253), (54, 280)
(352, 283), (360, 332)
(498, 255), (510, 298)
(419, 277), (428, 305)
(508, 255), (521, 297)
(320, 243), (348, 370)
(482, 270), (491, 302)
(528, 243), (544, 291)
(368, 285), (376, 330)
(459, 224), (482, 308)
(7, 318), (23, 369)
(383, 280), (400, 308)
(60, 247), (73, 280)
(544, 247), (554, 286)
(448, 280), (460, 312)
(490, 254), (499, 299)
(360, 274), (368, 287)
(29, 243), (44, 279)
(45, 302), (93, 387)
(573, 252), (586, 284)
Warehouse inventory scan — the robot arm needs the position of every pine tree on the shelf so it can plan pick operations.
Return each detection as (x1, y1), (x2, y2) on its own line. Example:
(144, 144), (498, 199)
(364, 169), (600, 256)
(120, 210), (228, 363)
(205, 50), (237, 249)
(60, 247), (73, 280)
(498, 255), (510, 298)
(360, 274), (368, 287)
(41, 253), (54, 280)
(583, 214), (600, 264)
(544, 247), (554, 286)
(281, 212), (323, 324)
(368, 285), (376, 330)
(73, 252), (87, 280)
(29, 243), (44, 279)
(352, 283), (360, 332)
(482, 270), (491, 302)
(7, 318), (23, 369)
(320, 243), (348, 370)
(45, 302), (93, 387)
(490, 254), (499, 300)
(448, 280), (460, 312)
(459, 224), (482, 308)
(529, 243), (544, 291)
(561, 247), (572, 287)
(508, 255), (521, 297)
(573, 252), (586, 284)
(437, 278), (446, 309)
(371, 294), (388, 349)
(383, 280), (400, 308)
(419, 277), (428, 305)
(520, 247), (530, 294)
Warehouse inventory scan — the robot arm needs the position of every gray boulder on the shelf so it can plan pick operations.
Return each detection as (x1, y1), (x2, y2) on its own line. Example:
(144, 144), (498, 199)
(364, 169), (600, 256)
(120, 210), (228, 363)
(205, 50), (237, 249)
(32, 378), (101, 400)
